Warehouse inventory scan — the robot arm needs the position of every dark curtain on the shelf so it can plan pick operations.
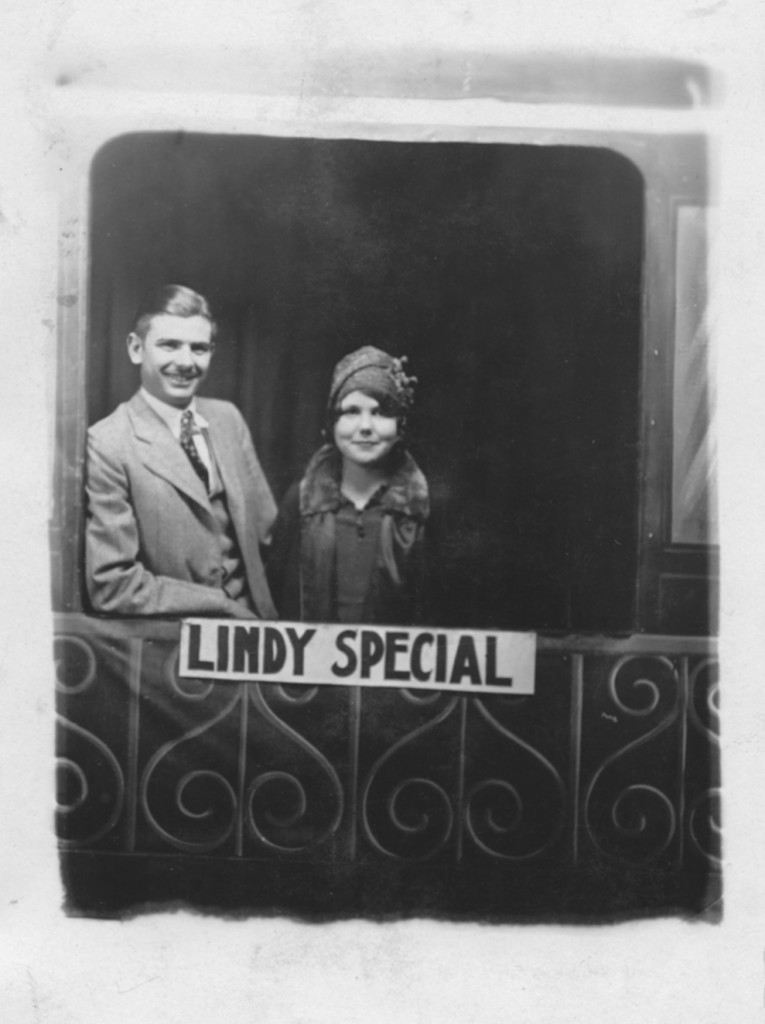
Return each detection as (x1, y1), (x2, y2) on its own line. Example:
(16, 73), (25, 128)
(88, 133), (643, 632)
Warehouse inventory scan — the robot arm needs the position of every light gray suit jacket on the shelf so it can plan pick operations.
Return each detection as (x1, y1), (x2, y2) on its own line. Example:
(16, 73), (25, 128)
(85, 391), (277, 618)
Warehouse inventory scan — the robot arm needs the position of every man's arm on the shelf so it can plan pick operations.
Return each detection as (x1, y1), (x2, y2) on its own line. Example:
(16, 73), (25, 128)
(233, 406), (277, 546)
(85, 430), (254, 618)
(265, 481), (301, 619)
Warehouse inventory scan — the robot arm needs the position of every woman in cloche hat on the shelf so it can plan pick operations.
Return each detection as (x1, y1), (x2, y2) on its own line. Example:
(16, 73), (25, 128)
(267, 345), (430, 625)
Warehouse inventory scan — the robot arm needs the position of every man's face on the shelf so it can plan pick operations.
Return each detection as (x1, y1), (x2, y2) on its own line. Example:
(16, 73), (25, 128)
(127, 314), (214, 408)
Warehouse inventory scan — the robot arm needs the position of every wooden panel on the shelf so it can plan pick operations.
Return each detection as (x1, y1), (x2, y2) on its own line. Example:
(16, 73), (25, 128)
(659, 573), (719, 636)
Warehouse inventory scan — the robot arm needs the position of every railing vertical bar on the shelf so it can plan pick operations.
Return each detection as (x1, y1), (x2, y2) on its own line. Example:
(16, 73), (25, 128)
(569, 654), (585, 866)
(456, 696), (467, 862)
(676, 657), (689, 868)
(235, 683), (249, 858)
(348, 686), (361, 859)
(125, 637), (143, 853)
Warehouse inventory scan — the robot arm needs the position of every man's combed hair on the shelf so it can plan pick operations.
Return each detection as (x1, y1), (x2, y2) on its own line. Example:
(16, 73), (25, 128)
(132, 284), (217, 339)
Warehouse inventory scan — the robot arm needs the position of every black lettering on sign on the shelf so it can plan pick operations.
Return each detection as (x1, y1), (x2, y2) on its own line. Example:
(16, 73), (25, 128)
(435, 634), (447, 680)
(285, 627), (316, 676)
(449, 636), (482, 685)
(233, 625), (260, 673)
(187, 623), (214, 672)
(360, 630), (384, 678)
(485, 636), (512, 687)
(411, 633), (433, 682)
(332, 630), (357, 677)
(263, 627), (287, 674)
(384, 631), (411, 681)
(217, 624), (229, 672)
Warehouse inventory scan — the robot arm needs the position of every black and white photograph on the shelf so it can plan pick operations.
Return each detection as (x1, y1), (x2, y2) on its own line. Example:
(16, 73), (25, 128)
(1, 1), (763, 1021)
(54, 119), (720, 921)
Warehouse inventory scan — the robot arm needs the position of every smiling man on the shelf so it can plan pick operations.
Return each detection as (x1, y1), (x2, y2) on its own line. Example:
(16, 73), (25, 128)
(84, 284), (277, 619)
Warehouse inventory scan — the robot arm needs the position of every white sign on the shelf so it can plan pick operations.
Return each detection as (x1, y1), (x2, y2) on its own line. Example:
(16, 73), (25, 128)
(179, 620), (536, 695)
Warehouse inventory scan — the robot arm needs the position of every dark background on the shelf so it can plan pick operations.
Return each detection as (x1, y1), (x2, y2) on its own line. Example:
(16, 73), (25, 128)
(88, 132), (643, 632)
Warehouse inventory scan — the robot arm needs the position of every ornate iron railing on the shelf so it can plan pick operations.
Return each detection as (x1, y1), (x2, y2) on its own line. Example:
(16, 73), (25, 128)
(54, 614), (720, 915)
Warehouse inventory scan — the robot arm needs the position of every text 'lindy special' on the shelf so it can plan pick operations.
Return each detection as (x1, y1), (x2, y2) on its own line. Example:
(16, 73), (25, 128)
(180, 621), (537, 694)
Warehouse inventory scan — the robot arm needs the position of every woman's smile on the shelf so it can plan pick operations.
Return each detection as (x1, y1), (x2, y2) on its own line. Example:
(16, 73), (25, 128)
(333, 390), (399, 467)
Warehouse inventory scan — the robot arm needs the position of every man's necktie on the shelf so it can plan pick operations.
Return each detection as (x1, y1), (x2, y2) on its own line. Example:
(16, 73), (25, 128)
(180, 409), (210, 491)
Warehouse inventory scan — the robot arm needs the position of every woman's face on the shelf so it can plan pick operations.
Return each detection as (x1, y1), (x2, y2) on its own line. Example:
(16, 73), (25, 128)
(333, 390), (400, 468)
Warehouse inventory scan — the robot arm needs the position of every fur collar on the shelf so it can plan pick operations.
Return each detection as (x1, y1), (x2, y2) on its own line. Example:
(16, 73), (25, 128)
(299, 444), (429, 521)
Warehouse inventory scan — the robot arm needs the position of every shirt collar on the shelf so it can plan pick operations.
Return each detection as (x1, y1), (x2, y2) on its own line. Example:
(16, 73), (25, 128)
(338, 484), (388, 511)
(299, 443), (429, 521)
(140, 388), (209, 440)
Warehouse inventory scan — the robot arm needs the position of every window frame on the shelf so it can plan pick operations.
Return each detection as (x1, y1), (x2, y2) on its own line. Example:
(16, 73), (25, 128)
(50, 110), (717, 635)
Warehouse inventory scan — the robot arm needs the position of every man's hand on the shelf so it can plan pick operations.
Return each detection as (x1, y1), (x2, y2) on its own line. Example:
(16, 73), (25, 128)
(224, 598), (259, 620)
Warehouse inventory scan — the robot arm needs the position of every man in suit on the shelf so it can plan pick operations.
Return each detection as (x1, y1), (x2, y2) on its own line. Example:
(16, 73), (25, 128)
(85, 284), (277, 619)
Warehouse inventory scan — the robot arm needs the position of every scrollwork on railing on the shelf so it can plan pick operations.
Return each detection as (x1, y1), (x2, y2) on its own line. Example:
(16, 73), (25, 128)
(360, 694), (459, 860)
(689, 658), (720, 747)
(385, 776), (455, 846)
(608, 655), (670, 717)
(165, 647), (216, 702)
(140, 688), (243, 853)
(54, 635), (97, 694)
(584, 656), (680, 863)
(609, 783), (677, 855)
(174, 770), (237, 823)
(688, 786), (722, 867)
(398, 688), (444, 706)
(246, 770), (307, 838)
(465, 778), (522, 844)
(54, 618), (720, 888)
(245, 685), (344, 852)
(272, 683), (320, 704)
(465, 700), (566, 860)
(56, 758), (88, 813)
(56, 716), (125, 847)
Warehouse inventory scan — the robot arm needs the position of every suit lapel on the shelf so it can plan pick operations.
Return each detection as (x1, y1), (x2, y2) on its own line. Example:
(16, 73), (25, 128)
(127, 392), (212, 511)
(203, 401), (277, 619)
(203, 402), (244, 520)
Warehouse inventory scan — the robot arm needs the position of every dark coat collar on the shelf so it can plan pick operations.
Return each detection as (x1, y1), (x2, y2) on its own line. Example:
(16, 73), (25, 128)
(299, 444), (429, 521)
